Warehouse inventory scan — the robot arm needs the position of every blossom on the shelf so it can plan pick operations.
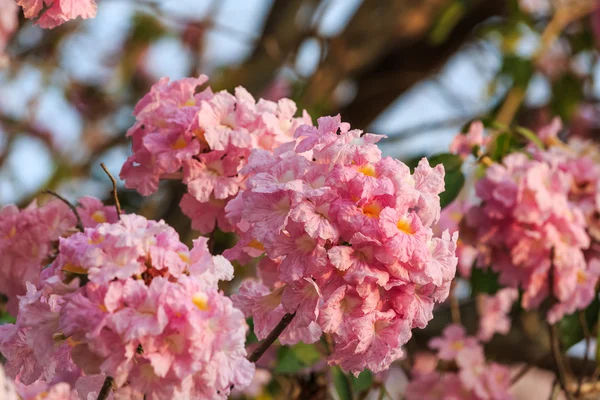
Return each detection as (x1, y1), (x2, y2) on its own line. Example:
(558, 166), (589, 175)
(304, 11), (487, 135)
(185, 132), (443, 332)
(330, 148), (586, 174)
(449, 121), (489, 159)
(477, 288), (518, 342)
(407, 325), (513, 400)
(0, 0), (17, 67)
(0, 214), (254, 399)
(120, 75), (312, 234)
(0, 196), (117, 315)
(429, 324), (478, 361)
(16, 0), (97, 29)
(228, 114), (458, 375)
(462, 146), (598, 322)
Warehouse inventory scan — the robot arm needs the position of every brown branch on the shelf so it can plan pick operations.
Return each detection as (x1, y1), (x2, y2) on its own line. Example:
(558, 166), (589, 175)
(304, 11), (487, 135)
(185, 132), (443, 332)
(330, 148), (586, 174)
(333, 0), (506, 127)
(510, 363), (533, 386)
(248, 312), (296, 363)
(96, 376), (114, 400)
(100, 163), (122, 219)
(449, 279), (461, 324)
(576, 310), (592, 397)
(495, 0), (599, 127)
(549, 323), (574, 400)
(42, 190), (84, 232)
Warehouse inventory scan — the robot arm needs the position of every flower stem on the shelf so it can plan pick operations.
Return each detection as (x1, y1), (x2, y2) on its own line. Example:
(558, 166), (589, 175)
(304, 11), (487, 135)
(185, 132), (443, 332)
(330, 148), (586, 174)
(96, 376), (114, 400)
(42, 190), (84, 232)
(100, 163), (122, 218)
(248, 312), (295, 363)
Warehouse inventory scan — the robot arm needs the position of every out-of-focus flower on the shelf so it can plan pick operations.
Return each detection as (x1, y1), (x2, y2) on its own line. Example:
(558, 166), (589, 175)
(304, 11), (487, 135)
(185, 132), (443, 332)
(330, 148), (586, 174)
(406, 325), (513, 400)
(0, 0), (17, 67)
(16, 0), (97, 29)
(0, 196), (118, 315)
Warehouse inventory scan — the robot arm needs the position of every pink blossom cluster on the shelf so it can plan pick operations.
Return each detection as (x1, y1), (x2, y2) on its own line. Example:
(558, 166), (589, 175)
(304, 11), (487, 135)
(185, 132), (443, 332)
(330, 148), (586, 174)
(463, 147), (600, 323)
(405, 325), (513, 400)
(0, 214), (254, 399)
(0, 196), (118, 315)
(0, 0), (17, 67)
(476, 288), (518, 342)
(449, 121), (489, 160)
(120, 75), (311, 234)
(16, 0), (97, 29)
(226, 115), (458, 375)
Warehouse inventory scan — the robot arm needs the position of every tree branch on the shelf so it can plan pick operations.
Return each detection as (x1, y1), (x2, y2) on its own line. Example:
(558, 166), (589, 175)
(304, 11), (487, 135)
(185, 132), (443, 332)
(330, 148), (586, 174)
(96, 376), (114, 400)
(248, 312), (296, 363)
(100, 163), (122, 219)
(42, 190), (84, 232)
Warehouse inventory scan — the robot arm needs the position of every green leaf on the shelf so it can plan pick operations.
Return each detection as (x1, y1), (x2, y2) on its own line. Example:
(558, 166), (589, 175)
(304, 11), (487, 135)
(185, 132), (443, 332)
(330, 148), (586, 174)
(350, 370), (373, 393)
(470, 267), (501, 295)
(274, 343), (321, 374)
(332, 366), (353, 400)
(559, 298), (599, 350)
(0, 313), (15, 325)
(428, 153), (465, 209)
(491, 132), (519, 161)
(551, 74), (583, 122)
(500, 55), (534, 88)
(429, 2), (465, 45)
(246, 318), (258, 345)
(515, 126), (544, 149)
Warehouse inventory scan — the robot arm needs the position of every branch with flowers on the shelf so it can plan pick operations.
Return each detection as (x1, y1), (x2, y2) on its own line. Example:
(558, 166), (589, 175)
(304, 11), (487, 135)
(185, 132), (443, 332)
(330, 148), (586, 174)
(4, 0), (600, 399)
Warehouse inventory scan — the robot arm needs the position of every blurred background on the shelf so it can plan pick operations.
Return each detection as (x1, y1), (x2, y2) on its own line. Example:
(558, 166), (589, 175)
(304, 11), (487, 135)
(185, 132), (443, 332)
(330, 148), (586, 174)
(4, 0), (594, 208)
(3, 0), (600, 398)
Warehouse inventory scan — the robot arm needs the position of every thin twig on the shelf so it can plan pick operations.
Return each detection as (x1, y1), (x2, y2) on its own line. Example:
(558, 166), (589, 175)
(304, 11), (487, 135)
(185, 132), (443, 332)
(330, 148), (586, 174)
(248, 312), (296, 363)
(96, 376), (114, 400)
(32, 2), (53, 24)
(549, 323), (574, 400)
(548, 378), (558, 400)
(510, 363), (533, 386)
(495, 1), (599, 127)
(42, 190), (84, 232)
(100, 163), (122, 219)
(576, 310), (592, 397)
(449, 280), (461, 324)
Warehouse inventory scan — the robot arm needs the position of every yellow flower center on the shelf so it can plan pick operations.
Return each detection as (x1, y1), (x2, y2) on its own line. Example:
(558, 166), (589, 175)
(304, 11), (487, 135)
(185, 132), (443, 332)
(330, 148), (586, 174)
(577, 270), (587, 284)
(397, 218), (414, 234)
(182, 98), (196, 107)
(192, 293), (209, 311)
(247, 239), (265, 251)
(91, 210), (107, 224)
(451, 341), (464, 351)
(362, 201), (382, 218)
(358, 164), (377, 177)
(178, 252), (190, 263)
(62, 263), (88, 275)
(6, 226), (16, 239)
(171, 136), (188, 150)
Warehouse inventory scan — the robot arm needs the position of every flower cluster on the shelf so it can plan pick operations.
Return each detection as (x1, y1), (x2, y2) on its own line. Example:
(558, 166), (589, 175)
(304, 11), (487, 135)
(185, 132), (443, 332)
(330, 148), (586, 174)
(0, 0), (17, 67)
(0, 214), (254, 399)
(227, 115), (458, 374)
(476, 288), (518, 342)
(405, 325), (513, 400)
(462, 143), (600, 322)
(120, 75), (311, 234)
(16, 0), (97, 29)
(0, 196), (118, 315)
